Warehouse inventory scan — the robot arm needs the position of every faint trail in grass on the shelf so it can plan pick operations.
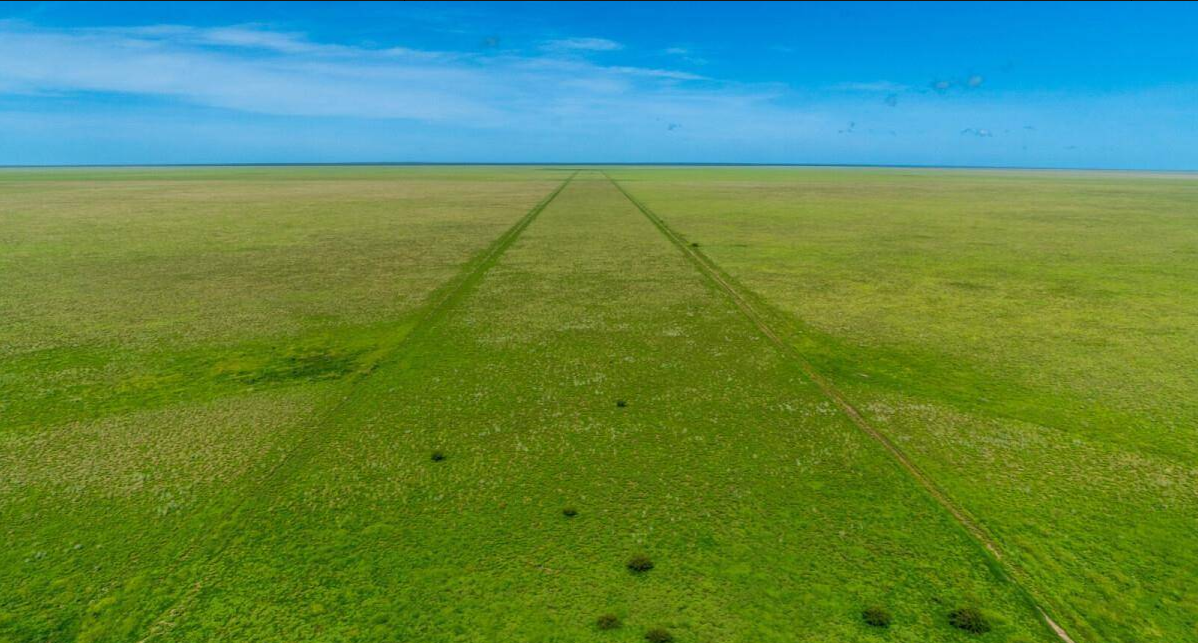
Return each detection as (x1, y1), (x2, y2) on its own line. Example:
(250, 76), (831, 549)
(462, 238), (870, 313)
(605, 172), (1079, 643)
(134, 171), (577, 642)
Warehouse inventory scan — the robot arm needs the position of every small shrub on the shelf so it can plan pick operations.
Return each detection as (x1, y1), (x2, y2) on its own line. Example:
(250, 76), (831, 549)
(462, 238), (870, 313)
(616, 399), (627, 408)
(862, 606), (891, 628)
(562, 507), (578, 518)
(948, 607), (990, 634)
(644, 628), (673, 643)
(690, 242), (700, 248)
(627, 555), (654, 573)
(596, 613), (621, 630)
(430, 450), (445, 462)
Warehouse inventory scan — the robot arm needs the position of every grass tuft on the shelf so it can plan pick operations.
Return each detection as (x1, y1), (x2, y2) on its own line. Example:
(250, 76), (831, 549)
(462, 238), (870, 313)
(596, 613), (621, 630)
(948, 607), (990, 634)
(627, 554), (654, 573)
(862, 606), (891, 628)
(644, 628), (673, 642)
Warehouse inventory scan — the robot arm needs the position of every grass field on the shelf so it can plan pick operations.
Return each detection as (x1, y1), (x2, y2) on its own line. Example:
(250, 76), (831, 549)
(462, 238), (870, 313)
(2, 166), (1194, 643)
(606, 167), (1198, 643)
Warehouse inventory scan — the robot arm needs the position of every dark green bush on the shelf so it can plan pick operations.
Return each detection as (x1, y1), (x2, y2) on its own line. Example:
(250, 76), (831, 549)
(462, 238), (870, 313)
(562, 507), (578, 518)
(430, 450), (445, 462)
(596, 613), (621, 630)
(644, 628), (673, 643)
(627, 555), (654, 573)
(948, 607), (990, 634)
(862, 606), (891, 628)
(616, 399), (627, 408)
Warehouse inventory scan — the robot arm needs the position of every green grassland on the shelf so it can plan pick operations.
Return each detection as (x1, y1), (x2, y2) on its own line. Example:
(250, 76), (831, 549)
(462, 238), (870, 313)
(607, 166), (1198, 643)
(1, 165), (1193, 643)
(0, 166), (564, 642)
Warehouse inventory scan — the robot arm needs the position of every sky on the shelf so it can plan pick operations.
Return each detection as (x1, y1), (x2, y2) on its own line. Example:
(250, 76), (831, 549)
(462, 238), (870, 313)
(1, 1), (1196, 168)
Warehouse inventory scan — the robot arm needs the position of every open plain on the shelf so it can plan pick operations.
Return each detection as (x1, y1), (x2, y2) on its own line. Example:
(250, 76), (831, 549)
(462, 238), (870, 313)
(2, 166), (1195, 643)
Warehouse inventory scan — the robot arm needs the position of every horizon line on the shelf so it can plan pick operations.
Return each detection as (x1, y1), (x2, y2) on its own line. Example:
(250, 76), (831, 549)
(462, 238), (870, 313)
(2, 161), (1196, 174)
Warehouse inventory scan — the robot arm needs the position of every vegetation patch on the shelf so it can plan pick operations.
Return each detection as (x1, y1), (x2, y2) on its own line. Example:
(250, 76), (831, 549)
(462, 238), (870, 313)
(221, 347), (367, 386)
(644, 627), (674, 643)
(948, 607), (991, 634)
(862, 606), (892, 628)
(627, 555), (654, 573)
(595, 613), (621, 630)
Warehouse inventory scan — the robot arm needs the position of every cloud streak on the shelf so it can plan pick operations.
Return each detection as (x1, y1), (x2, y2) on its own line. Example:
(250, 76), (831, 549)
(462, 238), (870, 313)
(832, 81), (909, 93)
(0, 22), (720, 124)
(0, 31), (485, 121)
(1, 20), (1194, 168)
(541, 37), (623, 52)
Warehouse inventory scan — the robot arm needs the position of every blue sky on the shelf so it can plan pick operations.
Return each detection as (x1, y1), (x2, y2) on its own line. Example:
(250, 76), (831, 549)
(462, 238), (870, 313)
(1, 1), (1196, 168)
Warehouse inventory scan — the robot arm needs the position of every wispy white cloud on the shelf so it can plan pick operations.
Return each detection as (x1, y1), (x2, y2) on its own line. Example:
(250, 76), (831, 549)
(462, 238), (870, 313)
(661, 46), (708, 66)
(0, 22), (489, 121)
(540, 37), (623, 52)
(928, 73), (985, 94)
(832, 81), (910, 92)
(4, 20), (1192, 167)
(119, 24), (348, 55)
(0, 22), (723, 124)
(608, 66), (707, 81)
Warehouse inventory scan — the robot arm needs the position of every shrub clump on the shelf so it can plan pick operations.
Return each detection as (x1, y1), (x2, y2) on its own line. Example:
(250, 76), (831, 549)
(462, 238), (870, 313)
(615, 399), (628, 408)
(430, 450), (446, 462)
(948, 607), (991, 634)
(595, 613), (621, 630)
(562, 507), (578, 518)
(690, 242), (700, 248)
(626, 555), (654, 573)
(644, 628), (673, 643)
(862, 606), (892, 628)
